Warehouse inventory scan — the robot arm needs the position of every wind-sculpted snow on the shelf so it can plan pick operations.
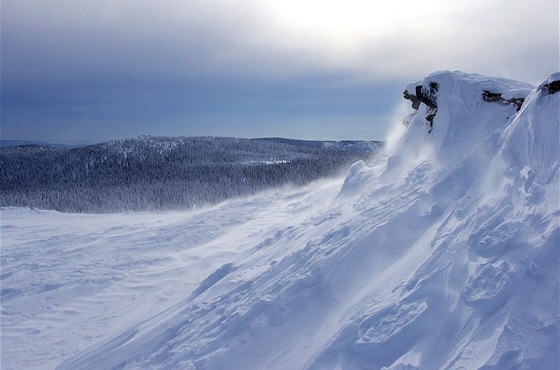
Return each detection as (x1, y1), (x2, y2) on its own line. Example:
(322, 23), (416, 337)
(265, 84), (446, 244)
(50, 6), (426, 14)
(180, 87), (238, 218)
(1, 71), (558, 369)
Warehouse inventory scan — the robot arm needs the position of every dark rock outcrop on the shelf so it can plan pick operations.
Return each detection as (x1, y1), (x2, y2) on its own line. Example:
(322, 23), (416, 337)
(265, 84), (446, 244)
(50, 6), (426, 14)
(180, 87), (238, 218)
(403, 82), (438, 133)
(482, 90), (524, 111)
(542, 79), (560, 95)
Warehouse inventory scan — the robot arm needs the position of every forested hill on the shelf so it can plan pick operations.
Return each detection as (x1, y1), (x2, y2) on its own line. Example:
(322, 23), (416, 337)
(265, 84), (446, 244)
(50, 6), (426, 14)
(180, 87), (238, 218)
(0, 136), (382, 213)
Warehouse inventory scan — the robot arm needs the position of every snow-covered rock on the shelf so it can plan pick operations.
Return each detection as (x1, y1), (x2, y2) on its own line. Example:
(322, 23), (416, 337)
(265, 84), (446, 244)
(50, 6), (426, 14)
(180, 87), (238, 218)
(1, 71), (558, 370)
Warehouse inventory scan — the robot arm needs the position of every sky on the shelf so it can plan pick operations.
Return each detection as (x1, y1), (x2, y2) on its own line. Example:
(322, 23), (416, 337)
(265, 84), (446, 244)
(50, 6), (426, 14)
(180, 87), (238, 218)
(1, 0), (558, 144)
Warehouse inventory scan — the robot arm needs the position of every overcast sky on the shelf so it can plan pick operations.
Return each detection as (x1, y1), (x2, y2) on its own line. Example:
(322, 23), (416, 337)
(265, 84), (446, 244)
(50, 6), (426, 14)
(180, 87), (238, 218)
(2, 0), (558, 143)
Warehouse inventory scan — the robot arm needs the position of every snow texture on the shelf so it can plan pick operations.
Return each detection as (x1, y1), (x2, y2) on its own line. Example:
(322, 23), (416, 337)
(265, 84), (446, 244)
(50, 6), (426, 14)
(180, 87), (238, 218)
(1, 71), (559, 370)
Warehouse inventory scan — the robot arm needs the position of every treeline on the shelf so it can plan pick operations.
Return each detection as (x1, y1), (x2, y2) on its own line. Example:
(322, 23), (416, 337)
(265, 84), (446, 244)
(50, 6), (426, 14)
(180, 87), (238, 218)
(0, 136), (382, 213)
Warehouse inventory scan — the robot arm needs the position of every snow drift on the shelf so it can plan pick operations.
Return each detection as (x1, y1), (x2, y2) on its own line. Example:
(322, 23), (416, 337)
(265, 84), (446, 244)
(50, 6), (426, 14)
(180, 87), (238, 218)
(2, 71), (558, 370)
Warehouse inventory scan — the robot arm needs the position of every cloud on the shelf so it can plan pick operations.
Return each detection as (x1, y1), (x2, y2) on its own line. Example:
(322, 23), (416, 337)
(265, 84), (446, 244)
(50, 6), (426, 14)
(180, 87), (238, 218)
(254, 0), (559, 83)
(6, 0), (556, 82)
(1, 0), (558, 142)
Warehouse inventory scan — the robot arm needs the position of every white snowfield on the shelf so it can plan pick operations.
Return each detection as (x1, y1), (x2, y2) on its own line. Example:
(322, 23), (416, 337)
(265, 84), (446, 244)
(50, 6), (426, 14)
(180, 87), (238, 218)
(1, 71), (559, 369)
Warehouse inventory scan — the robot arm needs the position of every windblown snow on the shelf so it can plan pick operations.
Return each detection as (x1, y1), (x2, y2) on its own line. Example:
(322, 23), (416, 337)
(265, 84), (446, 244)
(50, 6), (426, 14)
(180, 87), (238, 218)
(1, 71), (559, 369)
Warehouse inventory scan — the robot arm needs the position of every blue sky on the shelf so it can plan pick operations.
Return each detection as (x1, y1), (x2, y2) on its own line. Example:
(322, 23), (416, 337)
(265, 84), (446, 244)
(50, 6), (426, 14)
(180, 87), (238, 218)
(1, 0), (558, 143)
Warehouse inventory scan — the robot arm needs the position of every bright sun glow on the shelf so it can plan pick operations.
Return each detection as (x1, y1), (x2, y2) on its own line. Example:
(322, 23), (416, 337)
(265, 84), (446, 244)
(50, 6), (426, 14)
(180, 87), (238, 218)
(268, 0), (447, 35)
(257, 0), (452, 72)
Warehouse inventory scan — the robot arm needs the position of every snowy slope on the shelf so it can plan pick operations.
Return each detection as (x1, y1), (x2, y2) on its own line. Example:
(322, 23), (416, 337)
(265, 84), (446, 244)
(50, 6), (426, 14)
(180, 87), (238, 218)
(1, 71), (558, 370)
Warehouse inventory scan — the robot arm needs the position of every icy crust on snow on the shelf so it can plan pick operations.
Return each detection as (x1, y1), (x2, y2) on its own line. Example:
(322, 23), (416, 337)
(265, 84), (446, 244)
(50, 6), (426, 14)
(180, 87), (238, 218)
(2, 71), (559, 370)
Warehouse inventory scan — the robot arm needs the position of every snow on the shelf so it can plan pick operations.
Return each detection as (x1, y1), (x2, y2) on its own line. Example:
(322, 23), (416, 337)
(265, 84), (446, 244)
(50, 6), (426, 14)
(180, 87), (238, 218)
(1, 71), (559, 369)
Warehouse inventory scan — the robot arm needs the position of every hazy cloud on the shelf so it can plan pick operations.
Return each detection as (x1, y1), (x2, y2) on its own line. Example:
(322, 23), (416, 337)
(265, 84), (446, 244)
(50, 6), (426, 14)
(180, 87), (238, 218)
(1, 0), (558, 142)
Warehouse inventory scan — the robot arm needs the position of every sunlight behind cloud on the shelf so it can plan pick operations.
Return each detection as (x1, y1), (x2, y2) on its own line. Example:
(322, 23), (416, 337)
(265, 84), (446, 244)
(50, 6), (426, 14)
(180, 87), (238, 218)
(266, 0), (449, 45)
(254, 0), (558, 83)
(268, 0), (444, 28)
(255, 0), (483, 80)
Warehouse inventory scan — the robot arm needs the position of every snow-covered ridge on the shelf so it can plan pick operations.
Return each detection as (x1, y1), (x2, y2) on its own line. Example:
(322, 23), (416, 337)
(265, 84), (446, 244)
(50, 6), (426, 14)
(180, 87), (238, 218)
(2, 71), (558, 370)
(398, 71), (534, 158)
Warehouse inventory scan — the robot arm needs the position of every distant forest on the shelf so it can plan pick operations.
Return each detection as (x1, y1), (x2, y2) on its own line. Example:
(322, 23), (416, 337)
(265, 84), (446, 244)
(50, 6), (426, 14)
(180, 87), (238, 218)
(0, 136), (383, 213)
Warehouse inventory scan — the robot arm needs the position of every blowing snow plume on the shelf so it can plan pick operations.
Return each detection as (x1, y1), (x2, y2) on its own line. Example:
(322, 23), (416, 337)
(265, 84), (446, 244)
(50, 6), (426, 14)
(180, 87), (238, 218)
(2, 71), (559, 370)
